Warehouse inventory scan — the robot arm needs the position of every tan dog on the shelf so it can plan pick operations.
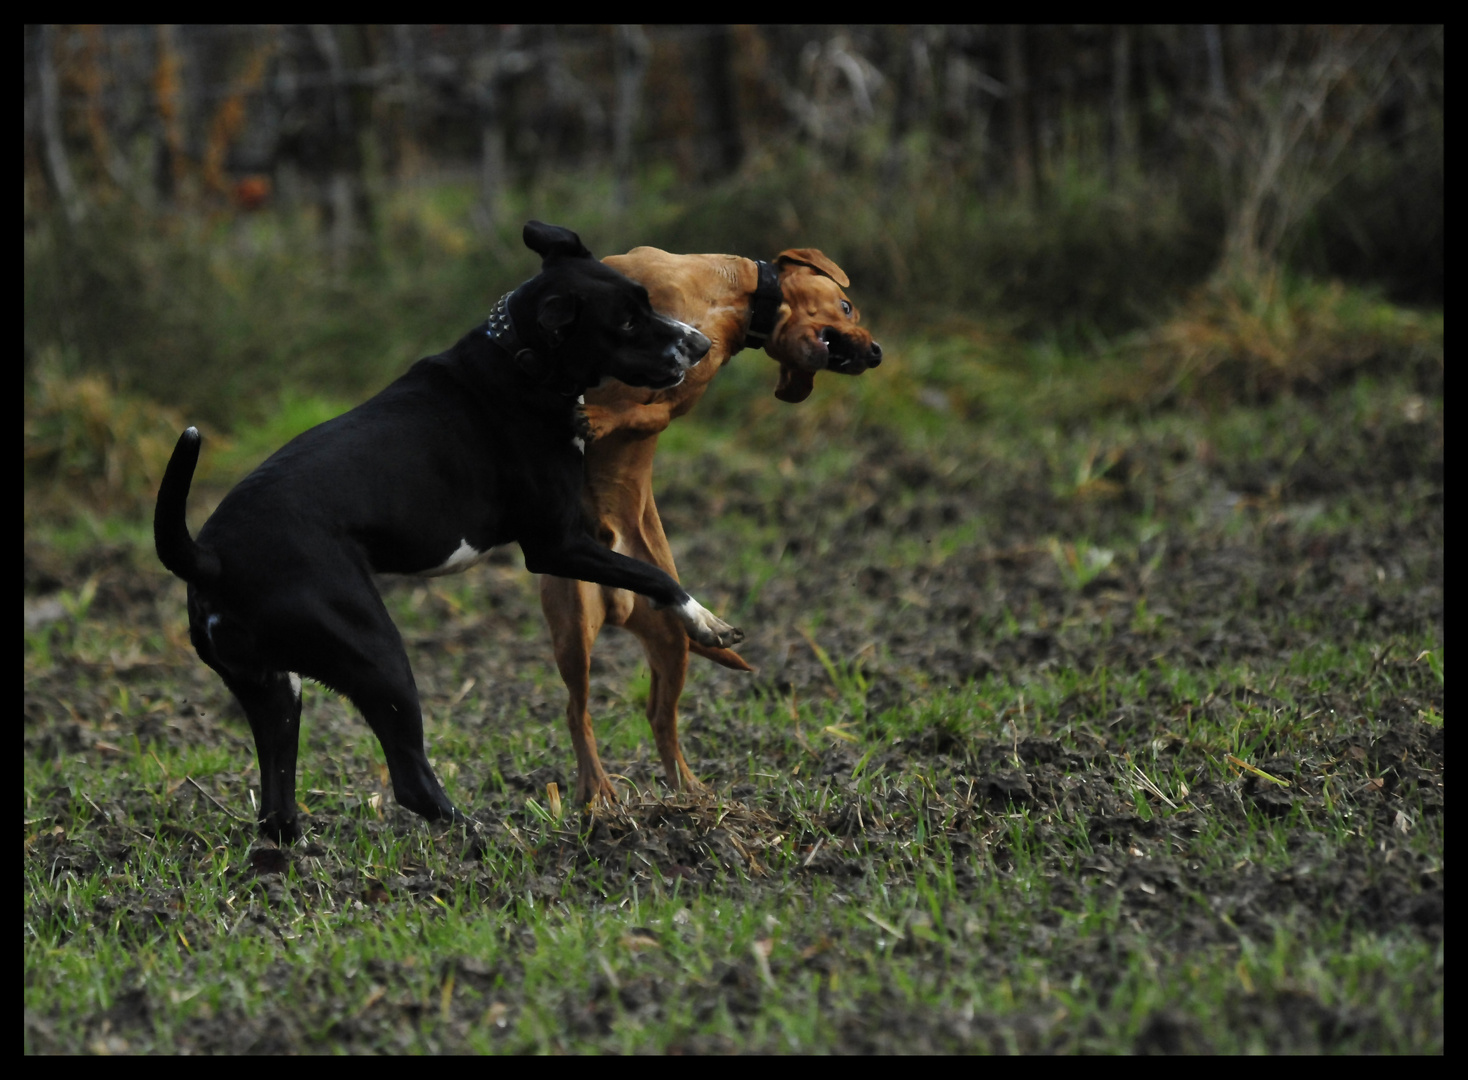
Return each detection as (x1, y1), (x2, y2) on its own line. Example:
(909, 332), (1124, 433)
(539, 247), (883, 803)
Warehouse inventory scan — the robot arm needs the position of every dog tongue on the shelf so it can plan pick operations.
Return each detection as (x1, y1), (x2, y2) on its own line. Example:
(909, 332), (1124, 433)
(774, 365), (815, 403)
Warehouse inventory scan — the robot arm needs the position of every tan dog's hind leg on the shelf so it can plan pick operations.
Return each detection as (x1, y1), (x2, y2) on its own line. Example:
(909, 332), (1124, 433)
(541, 575), (619, 805)
(619, 491), (707, 793)
(625, 598), (702, 792)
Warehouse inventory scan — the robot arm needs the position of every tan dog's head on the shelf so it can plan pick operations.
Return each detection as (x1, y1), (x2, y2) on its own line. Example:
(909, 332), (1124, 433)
(766, 249), (883, 403)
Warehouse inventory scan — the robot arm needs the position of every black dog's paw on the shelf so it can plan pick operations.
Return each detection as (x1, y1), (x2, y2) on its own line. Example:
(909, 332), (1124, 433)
(574, 404), (596, 446)
(672, 596), (744, 650)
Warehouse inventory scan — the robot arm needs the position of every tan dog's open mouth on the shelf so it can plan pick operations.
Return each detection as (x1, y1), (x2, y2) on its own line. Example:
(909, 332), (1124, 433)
(775, 330), (882, 402)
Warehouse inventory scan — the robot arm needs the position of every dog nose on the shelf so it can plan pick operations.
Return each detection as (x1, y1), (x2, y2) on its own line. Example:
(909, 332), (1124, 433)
(869, 341), (883, 366)
(687, 328), (711, 363)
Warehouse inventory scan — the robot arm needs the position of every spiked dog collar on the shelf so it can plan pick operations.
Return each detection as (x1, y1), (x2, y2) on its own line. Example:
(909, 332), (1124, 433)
(487, 290), (582, 399)
(742, 260), (783, 352)
(486, 290), (535, 365)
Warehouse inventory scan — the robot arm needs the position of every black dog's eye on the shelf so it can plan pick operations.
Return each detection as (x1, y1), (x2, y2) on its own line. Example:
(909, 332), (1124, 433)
(840, 300), (853, 317)
(621, 317), (637, 332)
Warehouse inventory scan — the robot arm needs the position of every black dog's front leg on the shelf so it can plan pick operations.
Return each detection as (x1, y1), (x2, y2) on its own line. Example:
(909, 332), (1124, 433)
(522, 534), (742, 649)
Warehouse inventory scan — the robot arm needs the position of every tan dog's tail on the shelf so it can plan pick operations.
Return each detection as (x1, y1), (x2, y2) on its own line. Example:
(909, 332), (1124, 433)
(689, 641), (755, 672)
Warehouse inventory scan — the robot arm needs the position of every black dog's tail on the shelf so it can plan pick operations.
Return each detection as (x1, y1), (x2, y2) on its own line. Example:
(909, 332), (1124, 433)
(154, 427), (221, 585)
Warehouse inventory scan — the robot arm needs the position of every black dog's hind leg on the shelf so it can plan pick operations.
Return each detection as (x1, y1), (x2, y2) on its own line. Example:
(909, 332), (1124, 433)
(337, 659), (459, 826)
(302, 587), (461, 827)
(220, 669), (306, 841)
(210, 577), (459, 836)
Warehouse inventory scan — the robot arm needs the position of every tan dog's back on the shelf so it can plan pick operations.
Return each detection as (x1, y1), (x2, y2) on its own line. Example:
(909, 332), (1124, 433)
(594, 249), (761, 422)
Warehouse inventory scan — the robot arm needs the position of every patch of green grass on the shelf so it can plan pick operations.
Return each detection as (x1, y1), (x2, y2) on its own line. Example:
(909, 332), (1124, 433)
(25, 313), (1441, 1052)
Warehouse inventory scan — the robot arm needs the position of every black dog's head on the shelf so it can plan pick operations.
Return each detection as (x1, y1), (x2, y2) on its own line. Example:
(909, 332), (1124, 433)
(510, 222), (710, 392)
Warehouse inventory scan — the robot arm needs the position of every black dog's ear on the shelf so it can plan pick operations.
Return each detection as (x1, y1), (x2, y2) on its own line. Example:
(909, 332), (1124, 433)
(536, 294), (578, 345)
(523, 221), (594, 263)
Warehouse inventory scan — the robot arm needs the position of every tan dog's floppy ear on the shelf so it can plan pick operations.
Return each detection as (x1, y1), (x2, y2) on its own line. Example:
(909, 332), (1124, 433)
(775, 249), (850, 288)
(774, 366), (816, 403)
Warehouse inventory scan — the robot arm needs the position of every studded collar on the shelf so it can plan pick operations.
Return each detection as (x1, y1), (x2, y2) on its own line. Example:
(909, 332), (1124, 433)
(486, 290), (534, 364)
(486, 289), (583, 399)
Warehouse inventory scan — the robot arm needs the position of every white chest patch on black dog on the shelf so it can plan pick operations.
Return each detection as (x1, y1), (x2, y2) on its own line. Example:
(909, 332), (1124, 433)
(420, 539), (490, 577)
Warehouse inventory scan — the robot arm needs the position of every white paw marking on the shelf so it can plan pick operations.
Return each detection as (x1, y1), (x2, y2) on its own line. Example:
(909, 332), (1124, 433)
(676, 596), (736, 645)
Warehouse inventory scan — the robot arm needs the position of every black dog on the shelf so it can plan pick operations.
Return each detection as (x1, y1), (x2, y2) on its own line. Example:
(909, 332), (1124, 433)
(155, 221), (741, 841)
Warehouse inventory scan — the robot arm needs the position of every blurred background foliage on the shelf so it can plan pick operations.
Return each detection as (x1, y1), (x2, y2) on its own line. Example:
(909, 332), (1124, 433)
(23, 25), (1443, 521)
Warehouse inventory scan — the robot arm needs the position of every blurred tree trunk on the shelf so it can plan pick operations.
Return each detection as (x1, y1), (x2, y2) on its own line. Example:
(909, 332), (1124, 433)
(38, 25), (83, 222)
(612, 24), (650, 210)
(472, 27), (536, 229)
(308, 24), (376, 272)
(1203, 25), (1227, 102)
(1107, 25), (1133, 184)
(1004, 25), (1036, 202)
(389, 25), (423, 179)
(76, 25), (131, 196)
(152, 24), (187, 207)
(882, 25), (917, 194)
(696, 25), (744, 181)
(478, 94), (506, 229)
(474, 26), (508, 229)
(201, 31), (275, 202)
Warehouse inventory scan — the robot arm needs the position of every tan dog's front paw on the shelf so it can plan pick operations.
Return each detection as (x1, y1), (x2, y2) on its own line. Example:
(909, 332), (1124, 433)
(578, 398), (677, 440)
(574, 402), (617, 443)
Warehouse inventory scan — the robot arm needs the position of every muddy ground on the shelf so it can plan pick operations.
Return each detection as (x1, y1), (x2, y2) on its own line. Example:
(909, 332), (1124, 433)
(24, 374), (1443, 1052)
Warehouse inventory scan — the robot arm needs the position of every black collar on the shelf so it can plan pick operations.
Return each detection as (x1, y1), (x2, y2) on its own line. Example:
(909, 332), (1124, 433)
(487, 290), (578, 399)
(486, 290), (534, 365)
(741, 260), (783, 352)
